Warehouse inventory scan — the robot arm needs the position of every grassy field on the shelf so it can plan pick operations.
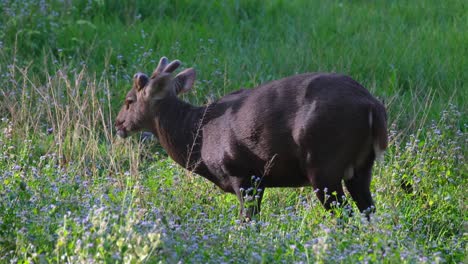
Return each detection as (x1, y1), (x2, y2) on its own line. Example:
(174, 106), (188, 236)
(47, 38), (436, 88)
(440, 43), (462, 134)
(0, 0), (466, 263)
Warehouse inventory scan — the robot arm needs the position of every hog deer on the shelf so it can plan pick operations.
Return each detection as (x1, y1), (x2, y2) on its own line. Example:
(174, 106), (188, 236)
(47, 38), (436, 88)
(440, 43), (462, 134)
(115, 57), (388, 220)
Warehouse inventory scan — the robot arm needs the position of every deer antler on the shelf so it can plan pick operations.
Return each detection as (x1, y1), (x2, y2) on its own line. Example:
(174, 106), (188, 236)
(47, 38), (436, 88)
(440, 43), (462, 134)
(151, 57), (168, 78)
(151, 57), (181, 78)
(163, 60), (181, 73)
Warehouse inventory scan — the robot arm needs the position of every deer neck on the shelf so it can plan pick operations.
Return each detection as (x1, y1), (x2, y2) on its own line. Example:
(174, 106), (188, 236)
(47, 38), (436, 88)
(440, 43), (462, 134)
(151, 97), (206, 170)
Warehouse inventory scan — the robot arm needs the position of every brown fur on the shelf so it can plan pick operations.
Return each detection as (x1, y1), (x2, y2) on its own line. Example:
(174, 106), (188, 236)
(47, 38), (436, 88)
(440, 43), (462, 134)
(115, 57), (388, 220)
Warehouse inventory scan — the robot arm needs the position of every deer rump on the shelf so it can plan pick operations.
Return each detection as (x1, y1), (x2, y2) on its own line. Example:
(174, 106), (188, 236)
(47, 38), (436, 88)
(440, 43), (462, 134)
(199, 73), (387, 192)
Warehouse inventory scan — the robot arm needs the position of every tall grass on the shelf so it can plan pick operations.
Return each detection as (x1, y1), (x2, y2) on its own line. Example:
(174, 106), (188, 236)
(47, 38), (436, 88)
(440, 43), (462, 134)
(0, 0), (466, 262)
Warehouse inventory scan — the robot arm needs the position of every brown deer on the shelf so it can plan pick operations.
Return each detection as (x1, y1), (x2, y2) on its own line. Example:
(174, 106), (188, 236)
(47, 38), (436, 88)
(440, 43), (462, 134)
(115, 57), (388, 220)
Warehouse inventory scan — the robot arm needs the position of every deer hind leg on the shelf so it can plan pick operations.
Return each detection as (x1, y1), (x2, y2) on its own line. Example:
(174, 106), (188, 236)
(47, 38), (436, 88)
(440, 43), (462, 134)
(344, 152), (376, 218)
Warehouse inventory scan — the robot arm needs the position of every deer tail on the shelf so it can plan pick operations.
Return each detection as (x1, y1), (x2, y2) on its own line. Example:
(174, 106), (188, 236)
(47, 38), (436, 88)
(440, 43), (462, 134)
(369, 105), (388, 160)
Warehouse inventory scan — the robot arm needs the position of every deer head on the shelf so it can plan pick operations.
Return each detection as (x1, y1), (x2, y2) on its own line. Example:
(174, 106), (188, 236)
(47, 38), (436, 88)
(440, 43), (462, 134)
(115, 57), (196, 138)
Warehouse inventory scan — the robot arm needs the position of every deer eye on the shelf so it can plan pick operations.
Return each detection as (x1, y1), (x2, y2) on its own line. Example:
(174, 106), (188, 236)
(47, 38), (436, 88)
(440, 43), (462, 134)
(125, 98), (134, 109)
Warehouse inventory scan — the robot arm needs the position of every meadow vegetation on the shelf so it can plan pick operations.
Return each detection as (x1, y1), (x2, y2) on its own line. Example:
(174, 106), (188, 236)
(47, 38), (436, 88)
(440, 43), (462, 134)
(0, 0), (466, 262)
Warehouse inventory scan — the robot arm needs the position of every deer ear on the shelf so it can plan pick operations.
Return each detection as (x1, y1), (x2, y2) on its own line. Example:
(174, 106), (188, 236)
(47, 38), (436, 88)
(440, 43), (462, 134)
(172, 68), (196, 95)
(147, 73), (172, 99)
(133, 73), (149, 91)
